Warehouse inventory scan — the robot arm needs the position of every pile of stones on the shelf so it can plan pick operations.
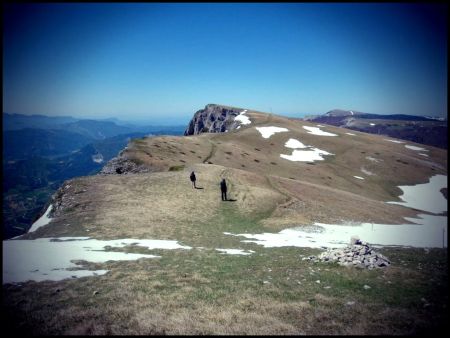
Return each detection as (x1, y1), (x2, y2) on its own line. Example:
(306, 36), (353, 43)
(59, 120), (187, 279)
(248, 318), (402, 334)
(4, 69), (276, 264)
(303, 237), (391, 269)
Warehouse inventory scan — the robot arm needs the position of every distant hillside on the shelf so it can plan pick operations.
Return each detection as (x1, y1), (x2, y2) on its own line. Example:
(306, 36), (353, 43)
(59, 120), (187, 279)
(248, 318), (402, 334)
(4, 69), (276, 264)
(323, 109), (441, 121)
(307, 109), (447, 149)
(3, 128), (93, 161)
(3, 113), (79, 130)
(54, 119), (133, 140)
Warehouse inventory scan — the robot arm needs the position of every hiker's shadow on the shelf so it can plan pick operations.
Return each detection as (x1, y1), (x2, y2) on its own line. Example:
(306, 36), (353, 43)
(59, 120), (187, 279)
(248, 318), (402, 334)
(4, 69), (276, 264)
(224, 198), (237, 202)
(195, 187), (204, 190)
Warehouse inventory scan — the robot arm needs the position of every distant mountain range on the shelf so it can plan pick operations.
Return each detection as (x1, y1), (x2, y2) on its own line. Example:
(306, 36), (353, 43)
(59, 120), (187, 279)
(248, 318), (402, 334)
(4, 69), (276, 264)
(306, 109), (447, 149)
(2, 113), (185, 239)
(2, 113), (80, 130)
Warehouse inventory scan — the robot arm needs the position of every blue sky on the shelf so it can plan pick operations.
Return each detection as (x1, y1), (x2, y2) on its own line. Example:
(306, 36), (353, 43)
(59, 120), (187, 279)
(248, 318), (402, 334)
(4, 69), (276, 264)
(3, 3), (447, 124)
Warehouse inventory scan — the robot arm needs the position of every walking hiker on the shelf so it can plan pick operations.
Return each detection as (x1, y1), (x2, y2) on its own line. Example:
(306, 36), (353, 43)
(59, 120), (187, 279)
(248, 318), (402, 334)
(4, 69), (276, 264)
(220, 178), (227, 201)
(190, 171), (196, 188)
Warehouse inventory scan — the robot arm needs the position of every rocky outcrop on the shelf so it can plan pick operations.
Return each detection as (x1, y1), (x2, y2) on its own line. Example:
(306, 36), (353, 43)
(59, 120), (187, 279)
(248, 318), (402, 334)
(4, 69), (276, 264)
(50, 181), (79, 218)
(99, 155), (153, 175)
(184, 104), (244, 135)
(303, 237), (391, 269)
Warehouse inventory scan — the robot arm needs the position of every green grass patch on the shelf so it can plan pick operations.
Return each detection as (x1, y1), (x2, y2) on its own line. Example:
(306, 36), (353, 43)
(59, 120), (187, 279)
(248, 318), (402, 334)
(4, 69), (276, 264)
(168, 165), (185, 171)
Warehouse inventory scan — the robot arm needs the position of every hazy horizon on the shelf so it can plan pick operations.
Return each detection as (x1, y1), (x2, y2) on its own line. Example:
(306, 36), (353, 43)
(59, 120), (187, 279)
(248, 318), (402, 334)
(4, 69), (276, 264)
(3, 3), (447, 122)
(2, 108), (316, 126)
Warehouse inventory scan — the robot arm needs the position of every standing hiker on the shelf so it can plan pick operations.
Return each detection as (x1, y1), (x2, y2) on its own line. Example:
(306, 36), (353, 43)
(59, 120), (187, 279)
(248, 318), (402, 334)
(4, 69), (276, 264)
(220, 178), (227, 201)
(190, 171), (197, 188)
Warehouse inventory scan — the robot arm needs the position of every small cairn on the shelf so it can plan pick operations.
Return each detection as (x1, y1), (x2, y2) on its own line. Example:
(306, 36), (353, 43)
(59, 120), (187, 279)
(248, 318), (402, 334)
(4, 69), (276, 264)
(303, 236), (391, 269)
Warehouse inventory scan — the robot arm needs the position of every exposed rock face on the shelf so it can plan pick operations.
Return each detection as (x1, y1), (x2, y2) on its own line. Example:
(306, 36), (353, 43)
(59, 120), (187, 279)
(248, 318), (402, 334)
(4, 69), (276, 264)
(47, 180), (83, 219)
(303, 238), (391, 269)
(184, 104), (244, 135)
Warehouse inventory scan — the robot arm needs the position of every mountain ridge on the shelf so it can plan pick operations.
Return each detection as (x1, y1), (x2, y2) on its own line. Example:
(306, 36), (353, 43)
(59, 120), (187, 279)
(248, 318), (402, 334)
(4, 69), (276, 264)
(307, 109), (447, 149)
(55, 106), (447, 226)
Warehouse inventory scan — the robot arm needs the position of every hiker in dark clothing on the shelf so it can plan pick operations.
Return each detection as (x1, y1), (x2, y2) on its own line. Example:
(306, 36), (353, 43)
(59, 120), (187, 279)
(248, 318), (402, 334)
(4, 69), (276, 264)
(220, 178), (227, 201)
(190, 171), (196, 188)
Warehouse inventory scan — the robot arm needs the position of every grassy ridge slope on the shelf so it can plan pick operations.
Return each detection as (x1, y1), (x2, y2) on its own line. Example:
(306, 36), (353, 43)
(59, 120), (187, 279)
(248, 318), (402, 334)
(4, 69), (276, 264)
(4, 107), (448, 335)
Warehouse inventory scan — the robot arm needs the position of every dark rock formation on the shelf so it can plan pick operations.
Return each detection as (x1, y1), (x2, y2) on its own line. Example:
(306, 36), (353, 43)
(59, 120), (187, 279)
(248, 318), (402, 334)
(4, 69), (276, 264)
(99, 155), (152, 175)
(184, 104), (245, 136)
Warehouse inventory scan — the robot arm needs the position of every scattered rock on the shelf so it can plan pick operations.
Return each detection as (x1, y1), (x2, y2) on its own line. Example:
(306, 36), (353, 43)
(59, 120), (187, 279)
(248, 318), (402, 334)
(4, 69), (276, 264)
(315, 280), (321, 284)
(92, 290), (100, 296)
(363, 285), (371, 290)
(346, 301), (355, 306)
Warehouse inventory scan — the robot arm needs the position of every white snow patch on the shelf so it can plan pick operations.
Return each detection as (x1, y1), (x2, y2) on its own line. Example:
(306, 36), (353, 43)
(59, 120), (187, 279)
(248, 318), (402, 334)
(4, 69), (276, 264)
(224, 213), (447, 249)
(366, 156), (380, 163)
(345, 132), (356, 136)
(350, 111), (354, 115)
(386, 174), (447, 214)
(256, 126), (289, 139)
(316, 124), (325, 127)
(234, 110), (251, 125)
(281, 148), (334, 162)
(284, 138), (308, 149)
(405, 145), (428, 151)
(384, 139), (404, 144)
(281, 137), (334, 162)
(353, 176), (364, 180)
(92, 153), (104, 164)
(303, 126), (337, 136)
(215, 248), (255, 255)
(419, 153), (429, 157)
(3, 237), (191, 284)
(361, 167), (375, 176)
(28, 205), (53, 233)
(369, 123), (376, 126)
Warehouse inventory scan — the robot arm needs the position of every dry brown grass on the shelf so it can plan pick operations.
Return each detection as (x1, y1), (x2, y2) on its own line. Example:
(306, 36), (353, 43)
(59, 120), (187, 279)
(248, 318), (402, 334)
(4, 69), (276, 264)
(4, 246), (447, 335)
